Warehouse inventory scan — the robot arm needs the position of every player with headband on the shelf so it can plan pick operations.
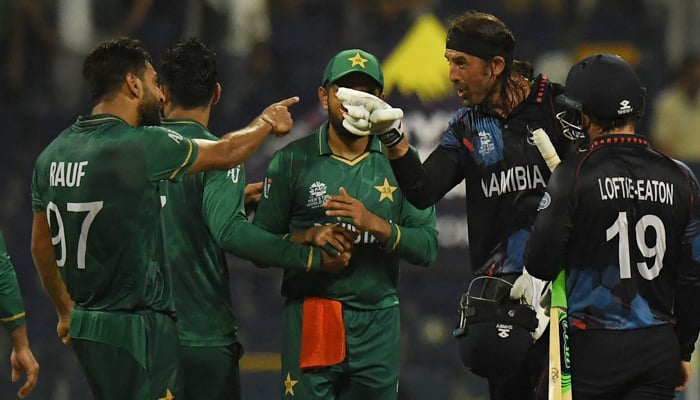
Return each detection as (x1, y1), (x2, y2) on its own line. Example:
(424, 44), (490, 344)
(338, 10), (576, 400)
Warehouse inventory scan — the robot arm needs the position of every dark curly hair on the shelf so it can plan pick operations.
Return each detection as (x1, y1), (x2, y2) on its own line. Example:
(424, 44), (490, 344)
(159, 38), (218, 109)
(82, 37), (152, 105)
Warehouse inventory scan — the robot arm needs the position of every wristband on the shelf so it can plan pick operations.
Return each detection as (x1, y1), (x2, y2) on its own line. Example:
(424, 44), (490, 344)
(378, 128), (404, 147)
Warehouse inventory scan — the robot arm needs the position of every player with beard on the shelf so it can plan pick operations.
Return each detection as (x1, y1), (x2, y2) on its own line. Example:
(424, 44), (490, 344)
(341, 11), (574, 400)
(252, 49), (438, 400)
(29, 37), (299, 400)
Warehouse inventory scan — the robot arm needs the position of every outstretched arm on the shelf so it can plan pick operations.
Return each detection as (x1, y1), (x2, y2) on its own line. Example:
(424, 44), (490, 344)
(189, 96), (300, 173)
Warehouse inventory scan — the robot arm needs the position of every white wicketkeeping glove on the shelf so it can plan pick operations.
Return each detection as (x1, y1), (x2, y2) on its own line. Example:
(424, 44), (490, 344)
(510, 269), (549, 340)
(341, 103), (372, 136)
(336, 87), (405, 146)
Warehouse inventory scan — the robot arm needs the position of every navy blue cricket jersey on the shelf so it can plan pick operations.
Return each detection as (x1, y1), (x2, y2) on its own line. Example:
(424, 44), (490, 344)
(526, 134), (700, 360)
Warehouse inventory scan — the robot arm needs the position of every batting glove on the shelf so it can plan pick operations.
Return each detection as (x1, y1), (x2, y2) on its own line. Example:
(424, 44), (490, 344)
(510, 269), (549, 340)
(336, 87), (405, 146)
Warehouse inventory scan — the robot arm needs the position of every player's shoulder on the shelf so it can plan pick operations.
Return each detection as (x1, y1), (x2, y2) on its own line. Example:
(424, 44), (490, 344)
(34, 126), (74, 164)
(529, 72), (563, 94)
(277, 131), (318, 156)
(135, 125), (192, 148)
(555, 150), (587, 177)
(161, 119), (215, 140)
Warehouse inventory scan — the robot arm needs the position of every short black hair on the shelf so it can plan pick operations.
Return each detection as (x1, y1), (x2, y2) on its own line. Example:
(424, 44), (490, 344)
(159, 38), (218, 109)
(82, 37), (152, 105)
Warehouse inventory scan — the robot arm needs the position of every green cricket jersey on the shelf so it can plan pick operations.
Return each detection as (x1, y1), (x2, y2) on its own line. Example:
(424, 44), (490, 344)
(253, 124), (439, 309)
(0, 230), (26, 331)
(160, 118), (325, 346)
(31, 114), (198, 314)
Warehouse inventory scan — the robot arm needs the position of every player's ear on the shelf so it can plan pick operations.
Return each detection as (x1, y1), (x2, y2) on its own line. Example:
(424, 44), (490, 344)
(319, 85), (330, 110)
(211, 83), (222, 106)
(490, 56), (506, 78)
(582, 114), (591, 129)
(125, 72), (142, 98)
(160, 84), (171, 103)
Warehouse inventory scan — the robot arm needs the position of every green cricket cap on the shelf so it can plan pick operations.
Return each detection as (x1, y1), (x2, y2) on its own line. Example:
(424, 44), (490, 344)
(321, 49), (384, 89)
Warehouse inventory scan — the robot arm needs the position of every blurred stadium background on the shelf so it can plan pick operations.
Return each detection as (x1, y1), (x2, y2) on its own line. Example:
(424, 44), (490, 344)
(1, 0), (700, 399)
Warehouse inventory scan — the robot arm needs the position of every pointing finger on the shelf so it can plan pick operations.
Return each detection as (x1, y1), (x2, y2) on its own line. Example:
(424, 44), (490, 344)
(276, 96), (300, 107)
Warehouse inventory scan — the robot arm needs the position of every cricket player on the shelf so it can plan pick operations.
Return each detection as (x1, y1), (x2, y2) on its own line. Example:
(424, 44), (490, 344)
(253, 48), (439, 399)
(158, 38), (355, 400)
(376, 11), (573, 399)
(526, 54), (700, 399)
(30, 37), (299, 400)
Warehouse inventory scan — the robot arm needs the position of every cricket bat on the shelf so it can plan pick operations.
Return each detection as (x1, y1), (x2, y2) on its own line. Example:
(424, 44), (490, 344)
(531, 128), (572, 400)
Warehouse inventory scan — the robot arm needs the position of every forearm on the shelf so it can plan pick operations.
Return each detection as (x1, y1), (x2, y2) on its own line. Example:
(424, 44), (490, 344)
(189, 118), (273, 173)
(525, 167), (575, 280)
(31, 214), (73, 317)
(674, 283), (700, 361)
(0, 257), (25, 331)
(384, 137), (410, 160)
(218, 117), (274, 167)
(524, 207), (566, 280)
(524, 231), (563, 281)
(34, 262), (73, 318)
(383, 224), (438, 266)
(364, 215), (392, 245)
(219, 220), (319, 271)
(389, 146), (461, 209)
(8, 323), (29, 349)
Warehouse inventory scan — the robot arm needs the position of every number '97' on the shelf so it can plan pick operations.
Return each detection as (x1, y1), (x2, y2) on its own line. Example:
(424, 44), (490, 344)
(46, 201), (104, 270)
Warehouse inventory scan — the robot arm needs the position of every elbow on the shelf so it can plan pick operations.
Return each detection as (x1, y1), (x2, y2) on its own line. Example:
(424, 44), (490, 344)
(416, 237), (439, 266)
(404, 190), (438, 209)
(422, 253), (438, 267)
(411, 198), (436, 210)
(403, 181), (442, 209)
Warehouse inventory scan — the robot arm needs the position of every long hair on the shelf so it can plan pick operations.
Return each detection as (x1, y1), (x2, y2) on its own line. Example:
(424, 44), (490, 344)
(448, 11), (533, 113)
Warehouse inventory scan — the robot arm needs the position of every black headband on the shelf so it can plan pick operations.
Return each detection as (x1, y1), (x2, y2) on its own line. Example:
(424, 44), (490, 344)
(446, 29), (513, 61)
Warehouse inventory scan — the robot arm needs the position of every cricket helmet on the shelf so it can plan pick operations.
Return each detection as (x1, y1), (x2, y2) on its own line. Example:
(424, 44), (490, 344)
(556, 53), (645, 140)
(453, 276), (538, 378)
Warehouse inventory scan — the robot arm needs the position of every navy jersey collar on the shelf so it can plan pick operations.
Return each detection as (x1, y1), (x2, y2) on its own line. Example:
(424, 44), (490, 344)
(589, 133), (649, 150)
